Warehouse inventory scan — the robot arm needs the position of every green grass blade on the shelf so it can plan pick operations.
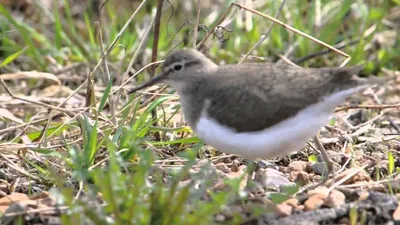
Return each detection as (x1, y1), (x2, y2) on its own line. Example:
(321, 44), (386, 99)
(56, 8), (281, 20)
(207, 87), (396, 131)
(0, 46), (28, 67)
(97, 74), (114, 112)
(0, 5), (46, 69)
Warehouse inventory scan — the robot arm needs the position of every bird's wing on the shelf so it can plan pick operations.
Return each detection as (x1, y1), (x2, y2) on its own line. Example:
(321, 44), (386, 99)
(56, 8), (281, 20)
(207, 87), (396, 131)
(203, 64), (362, 132)
(204, 84), (314, 132)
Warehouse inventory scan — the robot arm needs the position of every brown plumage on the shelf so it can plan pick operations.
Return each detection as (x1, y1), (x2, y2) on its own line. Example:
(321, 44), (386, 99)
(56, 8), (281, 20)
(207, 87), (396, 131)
(184, 63), (365, 132)
(130, 49), (368, 133)
(128, 49), (386, 177)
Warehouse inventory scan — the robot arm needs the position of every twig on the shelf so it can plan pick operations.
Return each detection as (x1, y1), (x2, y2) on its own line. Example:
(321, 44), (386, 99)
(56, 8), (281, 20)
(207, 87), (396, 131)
(0, 113), (63, 135)
(196, 4), (235, 48)
(90, 0), (148, 81)
(193, 0), (201, 48)
(135, 86), (169, 114)
(337, 176), (400, 189)
(276, 41), (299, 64)
(121, 16), (155, 81)
(388, 118), (400, 133)
(295, 39), (360, 64)
(238, 0), (287, 64)
(151, 0), (163, 77)
(328, 165), (368, 192)
(352, 110), (388, 130)
(96, 21), (117, 125)
(46, 61), (163, 140)
(0, 153), (41, 182)
(335, 103), (400, 112)
(277, 54), (300, 67)
(232, 3), (349, 59)
(149, 0), (165, 142)
(339, 57), (351, 67)
(0, 79), (78, 115)
(10, 112), (45, 143)
(116, 13), (156, 110)
(36, 76), (88, 146)
(2, 205), (69, 217)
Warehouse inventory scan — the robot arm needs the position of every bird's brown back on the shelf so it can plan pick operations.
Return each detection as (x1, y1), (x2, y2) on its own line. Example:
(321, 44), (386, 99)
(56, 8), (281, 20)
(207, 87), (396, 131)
(184, 63), (364, 132)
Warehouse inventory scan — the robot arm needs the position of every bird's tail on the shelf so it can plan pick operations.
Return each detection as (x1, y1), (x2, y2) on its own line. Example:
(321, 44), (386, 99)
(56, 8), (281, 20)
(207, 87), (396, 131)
(351, 70), (396, 87)
(333, 64), (396, 87)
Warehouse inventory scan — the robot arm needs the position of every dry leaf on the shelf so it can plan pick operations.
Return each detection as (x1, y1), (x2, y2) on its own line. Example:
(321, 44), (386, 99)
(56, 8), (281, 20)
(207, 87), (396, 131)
(0, 71), (61, 86)
(0, 108), (23, 123)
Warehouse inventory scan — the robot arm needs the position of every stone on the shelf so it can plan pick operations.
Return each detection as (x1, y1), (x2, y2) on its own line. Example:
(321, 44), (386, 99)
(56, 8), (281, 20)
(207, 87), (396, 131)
(255, 168), (294, 190)
(323, 190), (346, 208)
(292, 171), (310, 186)
(288, 161), (308, 172)
(311, 162), (328, 176)
(283, 198), (299, 208)
(393, 205), (400, 220)
(304, 195), (324, 211)
(0, 193), (29, 206)
(276, 203), (293, 217)
(307, 186), (330, 199)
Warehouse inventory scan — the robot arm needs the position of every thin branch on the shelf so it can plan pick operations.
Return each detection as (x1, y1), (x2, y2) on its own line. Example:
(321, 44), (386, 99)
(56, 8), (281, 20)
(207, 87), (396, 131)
(192, 0), (201, 48)
(232, 2), (349, 58)
(96, 21), (117, 125)
(0, 79), (78, 115)
(295, 39), (360, 64)
(148, 0), (165, 141)
(196, 3), (235, 49)
(46, 60), (163, 140)
(335, 103), (400, 112)
(0, 113), (63, 135)
(238, 0), (287, 64)
(0, 153), (42, 182)
(90, 0), (148, 79)
(151, 0), (164, 76)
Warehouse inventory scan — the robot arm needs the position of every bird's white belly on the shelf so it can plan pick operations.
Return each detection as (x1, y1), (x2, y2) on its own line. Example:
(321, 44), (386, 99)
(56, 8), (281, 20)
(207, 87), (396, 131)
(194, 87), (365, 159)
(194, 112), (330, 159)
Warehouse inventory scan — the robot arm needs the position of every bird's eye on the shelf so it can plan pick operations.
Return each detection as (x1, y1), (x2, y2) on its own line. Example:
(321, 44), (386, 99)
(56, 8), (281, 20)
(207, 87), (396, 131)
(173, 64), (183, 71)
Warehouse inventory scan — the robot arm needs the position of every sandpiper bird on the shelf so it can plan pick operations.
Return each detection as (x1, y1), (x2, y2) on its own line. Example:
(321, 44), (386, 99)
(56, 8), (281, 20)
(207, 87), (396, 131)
(128, 48), (379, 183)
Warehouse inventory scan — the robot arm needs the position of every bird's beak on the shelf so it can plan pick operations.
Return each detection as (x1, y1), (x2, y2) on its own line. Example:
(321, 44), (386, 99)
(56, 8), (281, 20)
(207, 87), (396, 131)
(128, 71), (167, 94)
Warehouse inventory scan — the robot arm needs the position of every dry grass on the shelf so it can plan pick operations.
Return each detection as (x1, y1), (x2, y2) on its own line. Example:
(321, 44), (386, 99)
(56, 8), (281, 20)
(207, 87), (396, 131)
(0, 0), (399, 224)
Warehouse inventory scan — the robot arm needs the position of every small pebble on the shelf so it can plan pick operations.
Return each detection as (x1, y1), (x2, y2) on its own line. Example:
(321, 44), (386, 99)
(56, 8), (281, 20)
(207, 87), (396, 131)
(283, 198), (299, 208)
(393, 205), (400, 220)
(304, 195), (324, 211)
(293, 171), (310, 186)
(288, 161), (308, 172)
(324, 190), (345, 208)
(307, 186), (330, 199)
(255, 168), (294, 190)
(311, 162), (328, 176)
(276, 203), (293, 217)
(257, 160), (278, 169)
(215, 163), (230, 173)
(358, 191), (370, 201)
